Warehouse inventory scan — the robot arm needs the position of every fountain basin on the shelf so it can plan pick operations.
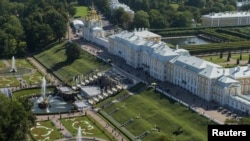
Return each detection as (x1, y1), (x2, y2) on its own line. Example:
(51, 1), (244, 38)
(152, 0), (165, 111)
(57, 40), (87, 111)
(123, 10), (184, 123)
(30, 95), (73, 114)
(0, 67), (33, 77)
(163, 36), (212, 46)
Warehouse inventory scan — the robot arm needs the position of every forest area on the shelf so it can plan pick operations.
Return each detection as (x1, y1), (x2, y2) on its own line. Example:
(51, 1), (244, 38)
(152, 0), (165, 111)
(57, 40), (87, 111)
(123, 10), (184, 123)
(0, 0), (76, 58)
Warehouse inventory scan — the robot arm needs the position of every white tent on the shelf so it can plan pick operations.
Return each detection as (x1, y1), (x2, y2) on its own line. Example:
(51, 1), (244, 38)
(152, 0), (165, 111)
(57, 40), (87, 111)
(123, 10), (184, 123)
(72, 19), (84, 30)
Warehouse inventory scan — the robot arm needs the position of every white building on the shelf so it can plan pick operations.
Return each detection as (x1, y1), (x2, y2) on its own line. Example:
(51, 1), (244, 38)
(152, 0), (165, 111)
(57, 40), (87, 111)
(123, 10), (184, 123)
(201, 11), (250, 27)
(82, 5), (109, 48)
(72, 19), (84, 31)
(109, 28), (190, 81)
(108, 29), (250, 114)
(81, 8), (250, 114)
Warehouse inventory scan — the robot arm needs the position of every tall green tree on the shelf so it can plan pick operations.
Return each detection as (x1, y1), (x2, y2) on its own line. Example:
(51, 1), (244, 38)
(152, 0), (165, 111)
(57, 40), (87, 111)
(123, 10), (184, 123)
(148, 9), (169, 29)
(173, 11), (193, 27)
(0, 95), (35, 141)
(220, 51), (223, 58)
(44, 8), (67, 41)
(134, 10), (150, 28)
(65, 41), (82, 63)
(0, 15), (25, 57)
(236, 58), (240, 65)
(185, 0), (205, 8)
(111, 7), (131, 29)
(224, 5), (236, 11)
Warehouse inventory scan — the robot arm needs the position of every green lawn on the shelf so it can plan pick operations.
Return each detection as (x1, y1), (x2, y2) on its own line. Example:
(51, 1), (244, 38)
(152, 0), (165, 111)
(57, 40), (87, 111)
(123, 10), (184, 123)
(0, 76), (19, 87)
(13, 87), (55, 98)
(231, 53), (249, 61)
(0, 58), (44, 87)
(31, 120), (61, 141)
(60, 116), (114, 140)
(200, 53), (250, 68)
(100, 88), (215, 141)
(74, 6), (89, 18)
(128, 82), (146, 93)
(22, 71), (44, 86)
(0, 60), (5, 68)
(34, 41), (110, 85)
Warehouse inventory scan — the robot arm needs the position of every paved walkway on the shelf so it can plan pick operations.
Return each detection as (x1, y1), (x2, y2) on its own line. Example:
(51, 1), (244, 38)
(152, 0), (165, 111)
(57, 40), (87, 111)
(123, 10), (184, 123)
(3, 59), (10, 68)
(27, 57), (60, 86)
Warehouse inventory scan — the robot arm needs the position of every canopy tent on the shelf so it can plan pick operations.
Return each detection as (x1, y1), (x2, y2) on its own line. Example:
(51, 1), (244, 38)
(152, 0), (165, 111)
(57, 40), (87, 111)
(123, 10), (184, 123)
(72, 19), (84, 30)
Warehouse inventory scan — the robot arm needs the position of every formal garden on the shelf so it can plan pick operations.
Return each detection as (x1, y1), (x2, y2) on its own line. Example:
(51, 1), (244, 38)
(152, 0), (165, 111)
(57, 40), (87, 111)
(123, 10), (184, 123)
(12, 87), (55, 98)
(29, 115), (115, 141)
(60, 116), (115, 140)
(0, 58), (44, 88)
(30, 120), (62, 141)
(200, 52), (250, 68)
(97, 84), (216, 141)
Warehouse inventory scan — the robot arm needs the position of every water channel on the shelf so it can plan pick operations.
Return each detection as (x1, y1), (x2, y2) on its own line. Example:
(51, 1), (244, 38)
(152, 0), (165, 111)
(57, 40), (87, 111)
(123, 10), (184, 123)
(163, 36), (212, 46)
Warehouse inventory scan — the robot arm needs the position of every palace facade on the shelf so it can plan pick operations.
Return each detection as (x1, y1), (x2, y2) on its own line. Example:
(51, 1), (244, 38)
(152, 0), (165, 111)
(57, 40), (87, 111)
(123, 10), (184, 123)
(201, 11), (250, 27)
(82, 6), (250, 114)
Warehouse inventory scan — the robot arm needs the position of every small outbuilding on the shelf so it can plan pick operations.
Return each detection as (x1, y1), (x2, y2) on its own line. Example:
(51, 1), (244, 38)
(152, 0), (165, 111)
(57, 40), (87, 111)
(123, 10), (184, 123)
(80, 86), (101, 98)
(55, 86), (77, 101)
(72, 19), (84, 31)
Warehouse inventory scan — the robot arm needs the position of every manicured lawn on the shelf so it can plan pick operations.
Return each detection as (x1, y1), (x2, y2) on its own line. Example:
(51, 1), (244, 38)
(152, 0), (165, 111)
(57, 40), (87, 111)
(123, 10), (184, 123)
(201, 53), (250, 68)
(60, 116), (114, 140)
(0, 77), (19, 87)
(13, 87), (55, 98)
(31, 120), (61, 141)
(0, 58), (44, 87)
(22, 71), (44, 86)
(231, 53), (249, 61)
(15, 58), (34, 68)
(34, 41), (110, 85)
(96, 90), (129, 108)
(0, 60), (5, 68)
(100, 88), (215, 141)
(201, 56), (226, 64)
(74, 6), (89, 18)
(128, 82), (146, 93)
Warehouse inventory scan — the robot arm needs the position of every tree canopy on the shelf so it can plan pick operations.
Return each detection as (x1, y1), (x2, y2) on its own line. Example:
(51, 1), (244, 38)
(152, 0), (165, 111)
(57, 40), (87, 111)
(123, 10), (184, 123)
(0, 95), (35, 141)
(65, 41), (82, 63)
(92, 0), (237, 29)
(134, 10), (150, 28)
(0, 0), (75, 57)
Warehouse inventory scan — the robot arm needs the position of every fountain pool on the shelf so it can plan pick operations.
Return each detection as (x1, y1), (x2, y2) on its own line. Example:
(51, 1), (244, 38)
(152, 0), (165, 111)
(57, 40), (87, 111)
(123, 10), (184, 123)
(30, 77), (73, 114)
(163, 36), (212, 46)
(0, 56), (32, 77)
